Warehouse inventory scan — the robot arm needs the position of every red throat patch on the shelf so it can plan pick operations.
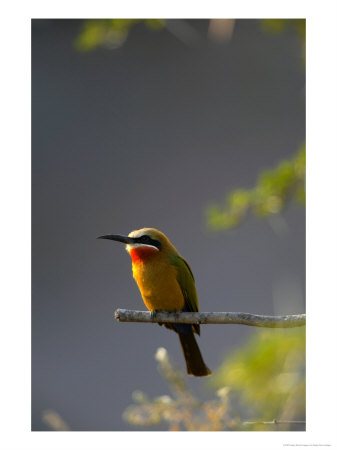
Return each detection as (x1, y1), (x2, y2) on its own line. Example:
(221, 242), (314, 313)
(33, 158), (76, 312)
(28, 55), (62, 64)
(129, 246), (158, 263)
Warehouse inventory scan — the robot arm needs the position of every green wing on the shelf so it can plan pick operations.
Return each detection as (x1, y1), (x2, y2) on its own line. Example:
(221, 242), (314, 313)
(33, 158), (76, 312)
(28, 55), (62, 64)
(171, 255), (200, 335)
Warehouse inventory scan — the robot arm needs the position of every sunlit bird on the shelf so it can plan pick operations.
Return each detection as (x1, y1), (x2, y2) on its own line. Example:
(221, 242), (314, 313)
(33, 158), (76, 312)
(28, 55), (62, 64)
(98, 227), (211, 377)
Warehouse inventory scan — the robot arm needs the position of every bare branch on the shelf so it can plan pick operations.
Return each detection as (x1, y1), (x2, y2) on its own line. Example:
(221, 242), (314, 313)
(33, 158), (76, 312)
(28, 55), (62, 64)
(114, 309), (306, 328)
(243, 419), (305, 425)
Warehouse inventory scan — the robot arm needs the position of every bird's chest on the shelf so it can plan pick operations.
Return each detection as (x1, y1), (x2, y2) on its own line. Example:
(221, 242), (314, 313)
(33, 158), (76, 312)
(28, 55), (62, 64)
(131, 259), (185, 311)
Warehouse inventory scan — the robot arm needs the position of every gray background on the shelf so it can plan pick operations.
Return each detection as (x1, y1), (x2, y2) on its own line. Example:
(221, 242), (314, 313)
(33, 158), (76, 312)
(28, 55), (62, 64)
(32, 19), (305, 431)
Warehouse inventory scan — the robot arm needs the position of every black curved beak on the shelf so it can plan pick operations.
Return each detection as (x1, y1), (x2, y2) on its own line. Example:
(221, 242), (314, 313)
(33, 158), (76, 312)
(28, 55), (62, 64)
(97, 234), (133, 244)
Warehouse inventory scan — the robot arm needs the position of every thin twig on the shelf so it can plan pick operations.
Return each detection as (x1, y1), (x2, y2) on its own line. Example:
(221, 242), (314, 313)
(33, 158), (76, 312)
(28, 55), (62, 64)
(243, 419), (305, 425)
(114, 309), (306, 328)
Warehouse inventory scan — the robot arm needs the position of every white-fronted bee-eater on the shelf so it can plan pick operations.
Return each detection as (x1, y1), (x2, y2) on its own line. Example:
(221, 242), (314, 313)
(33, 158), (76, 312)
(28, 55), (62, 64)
(98, 227), (211, 377)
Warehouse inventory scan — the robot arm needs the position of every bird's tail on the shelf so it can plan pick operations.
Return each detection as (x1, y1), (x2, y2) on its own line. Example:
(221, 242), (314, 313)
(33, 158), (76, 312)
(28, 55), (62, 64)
(178, 332), (212, 377)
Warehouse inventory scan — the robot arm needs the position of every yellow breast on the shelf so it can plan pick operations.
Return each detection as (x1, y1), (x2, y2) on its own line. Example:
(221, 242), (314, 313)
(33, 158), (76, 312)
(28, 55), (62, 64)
(131, 256), (185, 311)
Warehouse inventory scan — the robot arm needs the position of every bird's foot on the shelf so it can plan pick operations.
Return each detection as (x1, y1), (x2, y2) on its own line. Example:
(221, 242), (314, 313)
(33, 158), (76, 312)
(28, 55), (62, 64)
(150, 310), (164, 326)
(150, 310), (158, 321)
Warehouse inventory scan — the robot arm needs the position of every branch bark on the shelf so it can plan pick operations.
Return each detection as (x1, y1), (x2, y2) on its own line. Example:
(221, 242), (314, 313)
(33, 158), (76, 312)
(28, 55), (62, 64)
(114, 309), (306, 328)
(243, 419), (305, 425)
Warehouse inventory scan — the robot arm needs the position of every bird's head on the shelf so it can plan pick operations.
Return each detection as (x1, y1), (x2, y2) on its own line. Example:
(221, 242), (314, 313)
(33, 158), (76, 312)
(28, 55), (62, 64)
(97, 228), (174, 262)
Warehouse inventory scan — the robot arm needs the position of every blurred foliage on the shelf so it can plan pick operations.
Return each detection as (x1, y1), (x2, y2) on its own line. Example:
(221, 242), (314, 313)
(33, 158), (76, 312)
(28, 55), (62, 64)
(212, 327), (305, 430)
(75, 19), (305, 52)
(75, 19), (165, 51)
(123, 328), (305, 431)
(123, 347), (238, 431)
(41, 409), (70, 431)
(207, 145), (305, 230)
(260, 19), (305, 63)
(260, 19), (305, 44)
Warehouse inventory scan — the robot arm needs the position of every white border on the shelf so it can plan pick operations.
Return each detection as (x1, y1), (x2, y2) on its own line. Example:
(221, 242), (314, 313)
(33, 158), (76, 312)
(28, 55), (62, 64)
(1, 1), (336, 449)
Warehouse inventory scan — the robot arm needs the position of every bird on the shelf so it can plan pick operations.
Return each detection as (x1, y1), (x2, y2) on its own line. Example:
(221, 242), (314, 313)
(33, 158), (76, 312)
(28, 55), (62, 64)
(98, 227), (211, 377)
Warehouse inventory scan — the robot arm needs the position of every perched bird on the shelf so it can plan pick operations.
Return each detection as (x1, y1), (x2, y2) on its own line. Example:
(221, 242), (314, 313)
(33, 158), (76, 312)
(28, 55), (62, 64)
(98, 227), (211, 377)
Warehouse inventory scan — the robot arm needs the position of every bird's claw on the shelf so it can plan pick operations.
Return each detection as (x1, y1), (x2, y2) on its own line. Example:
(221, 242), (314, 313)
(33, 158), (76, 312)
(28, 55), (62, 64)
(150, 310), (164, 326)
(150, 310), (158, 321)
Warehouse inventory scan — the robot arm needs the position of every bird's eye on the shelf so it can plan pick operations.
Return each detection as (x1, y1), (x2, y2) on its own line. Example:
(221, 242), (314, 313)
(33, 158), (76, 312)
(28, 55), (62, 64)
(141, 235), (150, 243)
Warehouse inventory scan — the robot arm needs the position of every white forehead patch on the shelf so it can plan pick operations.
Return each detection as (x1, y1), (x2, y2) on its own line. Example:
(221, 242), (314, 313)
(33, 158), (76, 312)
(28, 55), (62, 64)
(128, 229), (146, 238)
